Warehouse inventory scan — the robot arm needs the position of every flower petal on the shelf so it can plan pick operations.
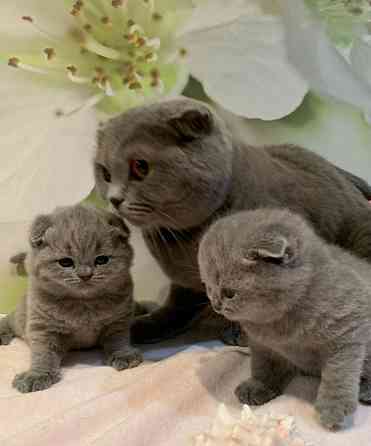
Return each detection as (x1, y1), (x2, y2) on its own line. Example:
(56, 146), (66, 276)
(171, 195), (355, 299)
(350, 36), (371, 87)
(279, 0), (371, 115)
(0, 0), (73, 41)
(0, 67), (99, 223)
(179, 0), (260, 35)
(180, 14), (307, 120)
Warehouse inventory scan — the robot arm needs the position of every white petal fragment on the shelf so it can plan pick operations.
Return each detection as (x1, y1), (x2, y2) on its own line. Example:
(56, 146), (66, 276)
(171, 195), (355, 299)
(279, 0), (371, 115)
(0, 67), (98, 223)
(179, 0), (260, 35)
(181, 14), (308, 120)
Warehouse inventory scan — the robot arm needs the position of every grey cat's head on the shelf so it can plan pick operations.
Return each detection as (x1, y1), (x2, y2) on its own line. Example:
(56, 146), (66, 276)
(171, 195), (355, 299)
(94, 97), (233, 230)
(199, 209), (319, 324)
(28, 204), (132, 298)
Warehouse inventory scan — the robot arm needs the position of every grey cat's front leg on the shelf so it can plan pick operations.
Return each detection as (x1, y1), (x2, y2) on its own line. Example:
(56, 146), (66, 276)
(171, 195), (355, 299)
(13, 331), (65, 393)
(131, 284), (209, 344)
(235, 342), (295, 406)
(315, 344), (365, 430)
(100, 318), (142, 371)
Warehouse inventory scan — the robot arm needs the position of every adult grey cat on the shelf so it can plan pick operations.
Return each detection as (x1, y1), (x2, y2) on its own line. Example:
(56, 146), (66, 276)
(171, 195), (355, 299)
(198, 208), (371, 430)
(0, 204), (142, 393)
(94, 97), (371, 344)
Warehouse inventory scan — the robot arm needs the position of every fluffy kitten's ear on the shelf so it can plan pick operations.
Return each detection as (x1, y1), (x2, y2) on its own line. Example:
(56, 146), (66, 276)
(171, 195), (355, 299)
(246, 236), (293, 265)
(168, 108), (214, 142)
(106, 213), (130, 243)
(29, 215), (53, 248)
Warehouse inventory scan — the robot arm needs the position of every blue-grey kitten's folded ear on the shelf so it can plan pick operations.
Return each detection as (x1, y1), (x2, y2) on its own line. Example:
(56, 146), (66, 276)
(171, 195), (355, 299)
(105, 212), (130, 242)
(29, 215), (53, 248)
(246, 236), (293, 265)
(168, 107), (214, 142)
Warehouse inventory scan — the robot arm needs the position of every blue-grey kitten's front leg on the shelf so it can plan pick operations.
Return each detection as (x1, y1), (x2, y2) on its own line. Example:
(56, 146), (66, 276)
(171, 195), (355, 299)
(235, 342), (296, 406)
(100, 316), (142, 371)
(315, 344), (365, 430)
(13, 329), (67, 393)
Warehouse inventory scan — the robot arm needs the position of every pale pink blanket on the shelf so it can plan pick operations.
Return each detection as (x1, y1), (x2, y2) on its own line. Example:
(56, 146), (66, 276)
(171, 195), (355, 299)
(1, 338), (371, 446)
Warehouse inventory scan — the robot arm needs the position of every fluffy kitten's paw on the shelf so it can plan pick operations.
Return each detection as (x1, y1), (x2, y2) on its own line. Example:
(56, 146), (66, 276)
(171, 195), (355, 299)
(235, 378), (279, 406)
(12, 370), (61, 393)
(105, 349), (143, 371)
(315, 398), (357, 430)
(0, 332), (15, 345)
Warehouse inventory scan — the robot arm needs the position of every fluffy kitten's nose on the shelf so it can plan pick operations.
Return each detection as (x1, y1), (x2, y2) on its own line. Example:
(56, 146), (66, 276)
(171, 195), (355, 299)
(110, 197), (124, 209)
(212, 300), (223, 312)
(77, 267), (93, 282)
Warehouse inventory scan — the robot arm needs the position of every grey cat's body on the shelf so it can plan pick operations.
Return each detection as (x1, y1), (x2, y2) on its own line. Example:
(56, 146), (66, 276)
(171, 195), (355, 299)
(198, 208), (371, 430)
(94, 97), (371, 343)
(0, 204), (142, 393)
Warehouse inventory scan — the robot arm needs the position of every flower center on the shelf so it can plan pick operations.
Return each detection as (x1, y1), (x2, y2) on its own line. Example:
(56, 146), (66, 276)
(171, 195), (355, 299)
(7, 0), (190, 116)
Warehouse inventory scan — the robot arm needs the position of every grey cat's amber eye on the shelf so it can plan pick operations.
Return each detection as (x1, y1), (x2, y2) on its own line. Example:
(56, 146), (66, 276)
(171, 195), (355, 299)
(129, 159), (149, 181)
(95, 255), (110, 266)
(58, 258), (75, 268)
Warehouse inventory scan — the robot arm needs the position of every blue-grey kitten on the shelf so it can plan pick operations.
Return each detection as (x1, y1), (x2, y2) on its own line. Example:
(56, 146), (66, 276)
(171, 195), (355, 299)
(0, 204), (142, 393)
(198, 208), (371, 430)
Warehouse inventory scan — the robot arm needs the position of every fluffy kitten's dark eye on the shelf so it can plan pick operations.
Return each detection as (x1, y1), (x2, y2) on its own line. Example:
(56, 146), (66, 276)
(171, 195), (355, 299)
(58, 257), (75, 268)
(129, 159), (149, 181)
(97, 164), (111, 183)
(95, 255), (110, 266)
(222, 288), (235, 300)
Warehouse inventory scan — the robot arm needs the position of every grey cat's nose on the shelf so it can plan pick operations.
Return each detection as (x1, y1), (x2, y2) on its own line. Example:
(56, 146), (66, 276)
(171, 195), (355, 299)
(77, 267), (93, 282)
(110, 197), (124, 209)
(212, 300), (223, 312)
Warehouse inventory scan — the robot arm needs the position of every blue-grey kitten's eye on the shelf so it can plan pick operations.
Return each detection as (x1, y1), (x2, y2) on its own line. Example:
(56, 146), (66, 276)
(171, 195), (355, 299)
(58, 258), (75, 268)
(95, 255), (110, 266)
(97, 164), (111, 183)
(222, 288), (235, 300)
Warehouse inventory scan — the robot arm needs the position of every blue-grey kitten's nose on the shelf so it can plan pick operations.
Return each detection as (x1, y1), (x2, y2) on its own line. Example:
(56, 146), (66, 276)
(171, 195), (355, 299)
(77, 267), (93, 282)
(110, 197), (124, 209)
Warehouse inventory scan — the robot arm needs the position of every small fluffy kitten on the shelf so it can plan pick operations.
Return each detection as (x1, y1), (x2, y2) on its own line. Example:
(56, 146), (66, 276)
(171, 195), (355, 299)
(0, 204), (142, 393)
(94, 97), (371, 345)
(198, 209), (371, 430)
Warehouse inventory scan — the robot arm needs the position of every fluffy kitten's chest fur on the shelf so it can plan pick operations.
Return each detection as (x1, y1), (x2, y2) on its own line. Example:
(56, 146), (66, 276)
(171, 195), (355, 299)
(26, 292), (131, 349)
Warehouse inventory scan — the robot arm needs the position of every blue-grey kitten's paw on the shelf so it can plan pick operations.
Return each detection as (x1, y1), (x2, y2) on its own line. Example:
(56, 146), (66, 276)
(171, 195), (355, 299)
(315, 397), (357, 430)
(0, 332), (15, 345)
(12, 370), (61, 393)
(105, 349), (143, 371)
(235, 378), (279, 406)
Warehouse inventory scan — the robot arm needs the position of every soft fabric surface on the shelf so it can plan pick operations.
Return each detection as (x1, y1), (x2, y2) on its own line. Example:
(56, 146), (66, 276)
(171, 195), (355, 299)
(1, 338), (371, 446)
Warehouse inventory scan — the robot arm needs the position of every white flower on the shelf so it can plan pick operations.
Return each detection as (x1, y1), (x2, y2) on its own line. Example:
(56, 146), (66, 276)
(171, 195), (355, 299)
(279, 0), (371, 121)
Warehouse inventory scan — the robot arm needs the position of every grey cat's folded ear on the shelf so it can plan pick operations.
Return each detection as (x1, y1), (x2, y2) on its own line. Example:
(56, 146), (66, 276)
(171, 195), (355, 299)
(246, 236), (293, 265)
(168, 107), (214, 141)
(106, 212), (130, 242)
(29, 215), (53, 248)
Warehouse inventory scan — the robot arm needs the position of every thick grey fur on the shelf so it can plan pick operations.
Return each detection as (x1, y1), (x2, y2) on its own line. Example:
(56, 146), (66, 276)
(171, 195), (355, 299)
(94, 97), (371, 344)
(0, 204), (142, 393)
(198, 208), (371, 430)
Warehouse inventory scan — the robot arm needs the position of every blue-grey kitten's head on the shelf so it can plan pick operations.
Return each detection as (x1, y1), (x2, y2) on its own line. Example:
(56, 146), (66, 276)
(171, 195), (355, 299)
(28, 204), (133, 298)
(94, 97), (233, 230)
(198, 209), (317, 324)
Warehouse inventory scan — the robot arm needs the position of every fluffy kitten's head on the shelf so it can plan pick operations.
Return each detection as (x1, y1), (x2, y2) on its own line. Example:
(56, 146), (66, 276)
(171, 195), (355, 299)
(199, 209), (318, 324)
(28, 204), (132, 298)
(94, 97), (233, 230)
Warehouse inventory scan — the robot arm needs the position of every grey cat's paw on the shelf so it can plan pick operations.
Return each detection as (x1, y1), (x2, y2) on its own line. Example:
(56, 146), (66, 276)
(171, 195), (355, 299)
(315, 398), (357, 430)
(105, 349), (143, 371)
(235, 378), (279, 406)
(0, 332), (15, 345)
(12, 370), (61, 393)
(359, 378), (371, 404)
